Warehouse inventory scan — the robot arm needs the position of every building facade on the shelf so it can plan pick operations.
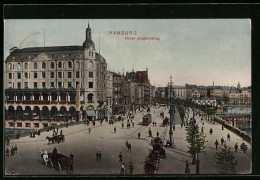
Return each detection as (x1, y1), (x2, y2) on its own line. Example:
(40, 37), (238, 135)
(5, 24), (107, 130)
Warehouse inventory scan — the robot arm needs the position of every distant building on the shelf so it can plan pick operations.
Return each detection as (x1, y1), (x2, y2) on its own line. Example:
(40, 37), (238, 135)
(106, 72), (113, 118)
(173, 86), (186, 99)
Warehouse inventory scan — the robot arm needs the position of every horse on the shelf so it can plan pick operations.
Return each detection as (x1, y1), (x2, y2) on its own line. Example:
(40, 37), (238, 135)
(46, 136), (54, 144)
(57, 135), (65, 143)
(42, 152), (49, 166)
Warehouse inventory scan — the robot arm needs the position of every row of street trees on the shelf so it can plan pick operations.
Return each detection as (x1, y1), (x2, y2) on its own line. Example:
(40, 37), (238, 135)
(182, 101), (237, 174)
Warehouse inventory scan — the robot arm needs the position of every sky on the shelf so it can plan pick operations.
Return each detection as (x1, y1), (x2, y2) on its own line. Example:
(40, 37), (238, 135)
(4, 19), (251, 87)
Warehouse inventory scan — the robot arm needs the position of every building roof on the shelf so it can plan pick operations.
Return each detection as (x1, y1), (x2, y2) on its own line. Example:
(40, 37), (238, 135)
(6, 46), (106, 63)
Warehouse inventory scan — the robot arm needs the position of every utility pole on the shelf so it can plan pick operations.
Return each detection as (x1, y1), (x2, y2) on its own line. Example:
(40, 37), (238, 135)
(169, 75), (174, 147)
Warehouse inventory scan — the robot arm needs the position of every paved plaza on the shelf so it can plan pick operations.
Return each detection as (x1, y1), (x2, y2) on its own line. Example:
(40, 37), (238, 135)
(4, 106), (251, 175)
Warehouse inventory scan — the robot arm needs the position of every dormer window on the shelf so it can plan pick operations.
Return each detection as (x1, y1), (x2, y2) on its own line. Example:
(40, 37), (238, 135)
(8, 63), (12, 70)
(17, 63), (21, 70)
(34, 62), (38, 69)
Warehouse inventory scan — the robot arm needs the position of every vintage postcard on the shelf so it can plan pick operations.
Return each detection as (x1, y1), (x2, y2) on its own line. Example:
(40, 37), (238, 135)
(3, 19), (251, 175)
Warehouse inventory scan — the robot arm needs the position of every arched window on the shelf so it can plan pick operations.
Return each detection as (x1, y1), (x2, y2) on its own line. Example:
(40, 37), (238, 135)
(76, 62), (80, 69)
(58, 62), (62, 68)
(34, 62), (38, 69)
(89, 61), (93, 69)
(51, 62), (55, 69)
(24, 63), (28, 69)
(88, 93), (94, 103)
(92, 51), (93, 57)
(89, 51), (91, 56)
(17, 63), (21, 70)
(42, 62), (46, 69)
(8, 63), (12, 70)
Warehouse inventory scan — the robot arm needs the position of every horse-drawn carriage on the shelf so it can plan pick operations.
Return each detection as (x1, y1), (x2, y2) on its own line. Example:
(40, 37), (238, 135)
(43, 152), (71, 172)
(144, 159), (159, 174)
(46, 135), (65, 144)
(151, 137), (166, 159)
(163, 117), (169, 125)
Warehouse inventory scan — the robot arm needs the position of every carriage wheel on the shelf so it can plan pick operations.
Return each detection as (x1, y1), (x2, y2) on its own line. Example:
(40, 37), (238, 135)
(57, 162), (62, 172)
(48, 160), (53, 169)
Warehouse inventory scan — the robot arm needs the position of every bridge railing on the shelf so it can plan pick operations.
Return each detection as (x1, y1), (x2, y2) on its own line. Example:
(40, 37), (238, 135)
(214, 117), (251, 144)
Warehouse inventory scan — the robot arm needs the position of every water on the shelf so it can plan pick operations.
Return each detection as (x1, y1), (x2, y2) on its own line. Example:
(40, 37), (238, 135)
(225, 106), (251, 114)
(224, 106), (252, 137)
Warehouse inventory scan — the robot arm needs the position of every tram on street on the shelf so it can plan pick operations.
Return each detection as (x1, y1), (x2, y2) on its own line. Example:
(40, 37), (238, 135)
(142, 114), (152, 125)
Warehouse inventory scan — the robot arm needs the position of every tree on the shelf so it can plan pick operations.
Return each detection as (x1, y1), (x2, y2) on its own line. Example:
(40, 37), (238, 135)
(214, 145), (238, 174)
(185, 124), (206, 165)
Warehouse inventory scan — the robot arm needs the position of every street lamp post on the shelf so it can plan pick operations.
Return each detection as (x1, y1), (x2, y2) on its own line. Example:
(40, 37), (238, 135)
(169, 75), (174, 147)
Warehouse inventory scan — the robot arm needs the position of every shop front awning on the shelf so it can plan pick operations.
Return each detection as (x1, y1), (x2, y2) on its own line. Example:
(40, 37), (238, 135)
(86, 110), (96, 117)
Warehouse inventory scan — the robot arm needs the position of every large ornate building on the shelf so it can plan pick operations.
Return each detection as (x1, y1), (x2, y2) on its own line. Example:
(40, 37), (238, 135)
(4, 24), (107, 130)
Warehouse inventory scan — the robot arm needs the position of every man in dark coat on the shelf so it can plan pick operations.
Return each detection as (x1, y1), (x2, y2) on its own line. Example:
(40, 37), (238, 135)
(221, 137), (224, 146)
(96, 151), (99, 162)
(215, 140), (219, 149)
(98, 151), (102, 162)
(52, 147), (57, 154)
(234, 143), (238, 153)
(119, 152), (122, 162)
(128, 143), (132, 152)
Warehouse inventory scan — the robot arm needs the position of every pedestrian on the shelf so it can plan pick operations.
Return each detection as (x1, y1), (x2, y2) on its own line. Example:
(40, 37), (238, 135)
(53, 130), (55, 136)
(202, 122), (204, 125)
(89, 127), (91, 134)
(6, 148), (10, 157)
(96, 151), (99, 162)
(53, 147), (58, 154)
(114, 127), (117, 133)
(215, 140), (219, 150)
(128, 143), (132, 152)
(157, 131), (159, 137)
(14, 145), (18, 154)
(70, 152), (74, 163)
(155, 122), (157, 127)
(6, 137), (10, 146)
(222, 125), (224, 130)
(69, 163), (73, 174)
(119, 152), (123, 162)
(120, 163), (125, 174)
(227, 133), (230, 142)
(138, 132), (141, 139)
(98, 151), (102, 162)
(60, 130), (63, 135)
(132, 122), (134, 128)
(185, 160), (190, 173)
(181, 123), (183, 128)
(221, 137), (224, 146)
(16, 133), (20, 139)
(129, 162), (134, 174)
(234, 143), (238, 153)
(125, 140), (128, 148)
(209, 128), (213, 135)
(122, 123), (124, 128)
(152, 122), (155, 127)
(201, 127), (204, 133)
(10, 146), (15, 156)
